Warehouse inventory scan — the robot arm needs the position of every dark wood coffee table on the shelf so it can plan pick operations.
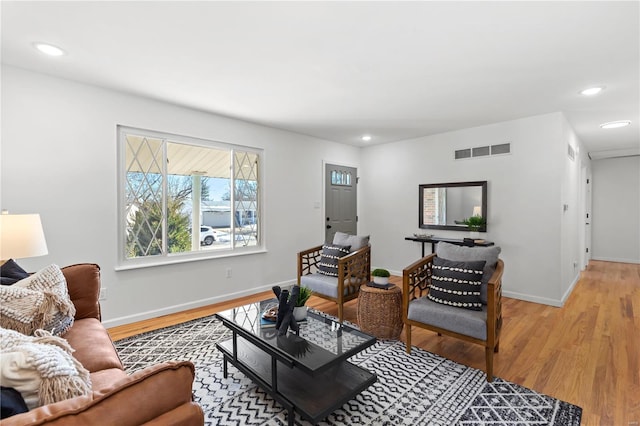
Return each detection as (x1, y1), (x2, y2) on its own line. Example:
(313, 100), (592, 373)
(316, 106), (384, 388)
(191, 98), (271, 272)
(215, 300), (377, 425)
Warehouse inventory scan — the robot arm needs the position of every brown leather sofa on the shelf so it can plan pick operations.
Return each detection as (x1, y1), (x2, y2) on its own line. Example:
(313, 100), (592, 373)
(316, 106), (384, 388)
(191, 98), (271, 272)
(3, 264), (204, 425)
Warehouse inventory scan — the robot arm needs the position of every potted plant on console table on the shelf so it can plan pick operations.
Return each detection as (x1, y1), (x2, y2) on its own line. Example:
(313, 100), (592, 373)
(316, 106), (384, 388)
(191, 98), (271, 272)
(462, 216), (486, 239)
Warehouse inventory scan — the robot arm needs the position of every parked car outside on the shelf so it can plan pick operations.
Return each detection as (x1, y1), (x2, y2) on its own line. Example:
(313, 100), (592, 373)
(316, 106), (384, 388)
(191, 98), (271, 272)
(200, 226), (217, 245)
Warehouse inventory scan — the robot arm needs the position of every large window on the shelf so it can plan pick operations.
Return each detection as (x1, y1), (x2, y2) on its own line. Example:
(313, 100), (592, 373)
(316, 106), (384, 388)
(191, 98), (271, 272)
(118, 126), (261, 268)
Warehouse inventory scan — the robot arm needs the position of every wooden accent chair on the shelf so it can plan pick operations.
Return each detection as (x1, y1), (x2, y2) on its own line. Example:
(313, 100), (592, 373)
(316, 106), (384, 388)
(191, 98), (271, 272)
(297, 243), (371, 322)
(402, 246), (504, 381)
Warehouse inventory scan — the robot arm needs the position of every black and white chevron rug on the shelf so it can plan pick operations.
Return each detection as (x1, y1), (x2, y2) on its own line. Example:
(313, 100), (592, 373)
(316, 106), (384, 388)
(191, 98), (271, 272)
(113, 313), (582, 425)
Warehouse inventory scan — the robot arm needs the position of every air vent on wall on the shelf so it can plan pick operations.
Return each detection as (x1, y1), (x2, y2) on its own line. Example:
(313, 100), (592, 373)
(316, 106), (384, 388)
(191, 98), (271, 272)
(455, 143), (511, 160)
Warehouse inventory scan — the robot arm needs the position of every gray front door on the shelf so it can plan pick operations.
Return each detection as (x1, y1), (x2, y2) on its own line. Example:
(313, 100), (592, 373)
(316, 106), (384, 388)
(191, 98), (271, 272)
(325, 163), (357, 242)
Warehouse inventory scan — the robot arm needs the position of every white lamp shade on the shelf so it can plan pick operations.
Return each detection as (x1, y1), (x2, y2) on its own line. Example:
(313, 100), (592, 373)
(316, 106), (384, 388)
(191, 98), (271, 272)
(472, 206), (482, 217)
(0, 214), (49, 260)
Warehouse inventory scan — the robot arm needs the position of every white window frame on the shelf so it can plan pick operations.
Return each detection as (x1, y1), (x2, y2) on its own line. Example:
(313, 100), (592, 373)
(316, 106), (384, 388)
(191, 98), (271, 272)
(116, 126), (264, 270)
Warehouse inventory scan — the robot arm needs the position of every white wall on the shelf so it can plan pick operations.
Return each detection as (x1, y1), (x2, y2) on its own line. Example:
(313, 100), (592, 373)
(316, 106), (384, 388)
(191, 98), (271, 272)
(591, 156), (640, 263)
(0, 66), (361, 326)
(359, 112), (587, 306)
(559, 115), (591, 300)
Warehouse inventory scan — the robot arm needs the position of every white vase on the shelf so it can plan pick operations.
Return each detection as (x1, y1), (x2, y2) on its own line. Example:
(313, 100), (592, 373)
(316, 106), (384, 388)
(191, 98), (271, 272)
(373, 276), (389, 285)
(470, 231), (480, 239)
(293, 306), (307, 321)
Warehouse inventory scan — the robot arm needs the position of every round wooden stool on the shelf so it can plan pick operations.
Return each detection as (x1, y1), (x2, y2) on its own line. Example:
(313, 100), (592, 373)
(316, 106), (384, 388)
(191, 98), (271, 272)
(357, 284), (403, 339)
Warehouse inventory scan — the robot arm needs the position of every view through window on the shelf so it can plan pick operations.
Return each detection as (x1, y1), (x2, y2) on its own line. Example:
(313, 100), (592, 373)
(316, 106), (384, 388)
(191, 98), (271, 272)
(119, 127), (260, 266)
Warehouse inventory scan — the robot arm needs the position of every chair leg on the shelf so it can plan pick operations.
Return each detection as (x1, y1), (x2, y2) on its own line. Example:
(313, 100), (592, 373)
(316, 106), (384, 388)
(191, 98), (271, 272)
(405, 324), (412, 354)
(494, 341), (500, 353)
(338, 303), (344, 323)
(485, 346), (494, 382)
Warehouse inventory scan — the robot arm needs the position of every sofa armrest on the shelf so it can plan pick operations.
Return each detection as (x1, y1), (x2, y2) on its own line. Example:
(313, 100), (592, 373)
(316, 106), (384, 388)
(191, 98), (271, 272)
(2, 361), (203, 426)
(61, 264), (101, 321)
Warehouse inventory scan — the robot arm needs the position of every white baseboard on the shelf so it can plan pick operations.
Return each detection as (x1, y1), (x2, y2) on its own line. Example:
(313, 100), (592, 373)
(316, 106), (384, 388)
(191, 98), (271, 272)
(102, 279), (296, 328)
(592, 256), (640, 264)
(561, 273), (581, 305)
(501, 290), (563, 307)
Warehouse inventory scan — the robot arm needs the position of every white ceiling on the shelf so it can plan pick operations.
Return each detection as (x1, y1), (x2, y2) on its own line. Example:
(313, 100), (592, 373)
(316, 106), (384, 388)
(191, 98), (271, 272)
(2, 1), (639, 156)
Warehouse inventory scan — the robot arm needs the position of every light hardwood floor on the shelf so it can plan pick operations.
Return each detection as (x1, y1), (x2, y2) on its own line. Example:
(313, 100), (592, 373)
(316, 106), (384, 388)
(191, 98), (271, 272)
(108, 260), (639, 426)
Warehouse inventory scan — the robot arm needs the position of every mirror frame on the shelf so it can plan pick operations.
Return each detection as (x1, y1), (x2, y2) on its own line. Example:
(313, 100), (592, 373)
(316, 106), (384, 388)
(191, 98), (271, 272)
(418, 180), (487, 232)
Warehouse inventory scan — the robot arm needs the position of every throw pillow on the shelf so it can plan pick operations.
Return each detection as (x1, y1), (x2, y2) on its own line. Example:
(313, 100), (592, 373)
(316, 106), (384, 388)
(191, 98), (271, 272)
(0, 264), (75, 336)
(317, 244), (351, 277)
(332, 232), (370, 252)
(0, 328), (91, 410)
(0, 259), (29, 286)
(427, 257), (486, 310)
(1, 386), (29, 419)
(436, 242), (501, 304)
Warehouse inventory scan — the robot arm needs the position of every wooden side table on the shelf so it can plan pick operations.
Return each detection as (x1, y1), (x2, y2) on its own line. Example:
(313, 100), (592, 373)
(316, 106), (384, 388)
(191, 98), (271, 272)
(357, 284), (403, 339)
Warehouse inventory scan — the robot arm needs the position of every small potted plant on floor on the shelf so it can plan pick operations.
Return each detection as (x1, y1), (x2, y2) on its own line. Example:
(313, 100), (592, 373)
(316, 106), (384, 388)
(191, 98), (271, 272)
(293, 286), (312, 321)
(372, 268), (391, 285)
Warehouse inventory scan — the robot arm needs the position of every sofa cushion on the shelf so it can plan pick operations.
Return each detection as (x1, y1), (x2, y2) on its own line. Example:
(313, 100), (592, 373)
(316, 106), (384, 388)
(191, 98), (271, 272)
(63, 318), (123, 373)
(408, 296), (487, 340)
(333, 232), (370, 252)
(0, 259), (29, 286)
(436, 242), (501, 304)
(0, 328), (92, 410)
(317, 244), (351, 277)
(428, 257), (485, 311)
(0, 264), (75, 336)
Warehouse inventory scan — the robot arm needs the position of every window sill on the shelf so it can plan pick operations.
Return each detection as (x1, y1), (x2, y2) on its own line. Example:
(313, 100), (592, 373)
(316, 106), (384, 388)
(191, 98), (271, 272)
(114, 247), (267, 271)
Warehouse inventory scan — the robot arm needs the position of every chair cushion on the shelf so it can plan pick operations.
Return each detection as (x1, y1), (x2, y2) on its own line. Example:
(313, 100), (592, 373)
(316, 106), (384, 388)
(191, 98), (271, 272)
(317, 244), (351, 277)
(408, 297), (487, 340)
(436, 242), (501, 304)
(428, 257), (485, 311)
(301, 273), (354, 299)
(332, 232), (370, 252)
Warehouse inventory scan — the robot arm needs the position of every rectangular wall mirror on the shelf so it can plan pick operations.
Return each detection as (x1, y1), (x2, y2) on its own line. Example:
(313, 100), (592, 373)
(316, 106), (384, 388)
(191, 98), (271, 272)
(419, 181), (487, 231)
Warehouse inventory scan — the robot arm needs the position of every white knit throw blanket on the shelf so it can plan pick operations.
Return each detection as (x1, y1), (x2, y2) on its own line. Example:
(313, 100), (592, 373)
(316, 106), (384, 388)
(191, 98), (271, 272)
(0, 327), (92, 409)
(0, 264), (76, 336)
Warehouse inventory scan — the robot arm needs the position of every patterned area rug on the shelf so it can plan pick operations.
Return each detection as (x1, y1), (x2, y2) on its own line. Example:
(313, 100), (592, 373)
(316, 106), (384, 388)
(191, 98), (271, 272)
(114, 313), (582, 425)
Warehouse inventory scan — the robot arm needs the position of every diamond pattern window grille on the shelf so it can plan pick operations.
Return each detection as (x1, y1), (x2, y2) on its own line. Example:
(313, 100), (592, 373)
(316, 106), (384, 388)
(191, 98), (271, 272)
(233, 151), (259, 247)
(125, 135), (165, 258)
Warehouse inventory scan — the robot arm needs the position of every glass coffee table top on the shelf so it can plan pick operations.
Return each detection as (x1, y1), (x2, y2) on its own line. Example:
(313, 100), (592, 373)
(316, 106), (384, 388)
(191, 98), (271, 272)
(215, 299), (376, 373)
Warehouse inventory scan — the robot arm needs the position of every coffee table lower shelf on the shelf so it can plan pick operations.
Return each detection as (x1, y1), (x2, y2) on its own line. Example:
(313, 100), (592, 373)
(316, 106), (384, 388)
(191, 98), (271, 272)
(217, 337), (376, 425)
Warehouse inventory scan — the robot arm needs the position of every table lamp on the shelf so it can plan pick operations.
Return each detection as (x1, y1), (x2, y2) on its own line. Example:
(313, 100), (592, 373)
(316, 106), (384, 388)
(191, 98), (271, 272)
(472, 206), (482, 217)
(0, 211), (49, 265)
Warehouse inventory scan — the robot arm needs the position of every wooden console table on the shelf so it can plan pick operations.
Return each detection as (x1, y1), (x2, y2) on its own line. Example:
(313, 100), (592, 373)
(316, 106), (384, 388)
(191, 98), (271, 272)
(405, 236), (495, 257)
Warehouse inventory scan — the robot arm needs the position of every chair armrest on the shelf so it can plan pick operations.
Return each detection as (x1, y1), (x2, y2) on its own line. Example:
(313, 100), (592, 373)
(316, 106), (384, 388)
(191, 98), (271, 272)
(337, 245), (371, 281)
(297, 244), (324, 283)
(486, 259), (504, 343)
(61, 264), (102, 321)
(402, 254), (435, 319)
(2, 361), (203, 426)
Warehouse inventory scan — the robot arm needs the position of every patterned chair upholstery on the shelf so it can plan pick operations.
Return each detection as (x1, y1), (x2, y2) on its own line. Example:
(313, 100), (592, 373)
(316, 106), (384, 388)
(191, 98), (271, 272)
(402, 242), (504, 381)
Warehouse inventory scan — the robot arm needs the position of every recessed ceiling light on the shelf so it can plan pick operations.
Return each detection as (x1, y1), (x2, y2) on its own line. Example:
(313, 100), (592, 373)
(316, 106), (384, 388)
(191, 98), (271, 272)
(580, 86), (604, 96)
(361, 135), (372, 142)
(600, 120), (631, 129)
(33, 42), (65, 57)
